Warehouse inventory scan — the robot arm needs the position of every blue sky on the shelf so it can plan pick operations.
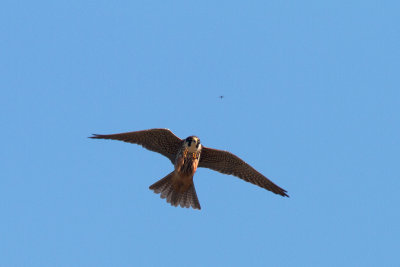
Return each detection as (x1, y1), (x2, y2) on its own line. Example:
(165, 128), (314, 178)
(1, 1), (399, 266)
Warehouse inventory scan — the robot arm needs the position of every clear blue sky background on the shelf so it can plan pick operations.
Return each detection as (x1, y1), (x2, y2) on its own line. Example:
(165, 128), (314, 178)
(1, 1), (399, 266)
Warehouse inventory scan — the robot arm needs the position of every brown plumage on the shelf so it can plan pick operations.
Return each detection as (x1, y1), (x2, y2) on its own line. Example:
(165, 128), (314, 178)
(199, 147), (288, 196)
(90, 128), (288, 210)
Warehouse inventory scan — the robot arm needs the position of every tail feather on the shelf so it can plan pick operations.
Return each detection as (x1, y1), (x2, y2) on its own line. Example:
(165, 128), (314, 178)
(149, 172), (201, 210)
(190, 187), (200, 209)
(170, 192), (180, 207)
(181, 189), (189, 208)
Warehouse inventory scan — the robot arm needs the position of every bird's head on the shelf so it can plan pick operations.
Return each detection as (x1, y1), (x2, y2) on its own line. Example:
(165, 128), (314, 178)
(184, 136), (201, 152)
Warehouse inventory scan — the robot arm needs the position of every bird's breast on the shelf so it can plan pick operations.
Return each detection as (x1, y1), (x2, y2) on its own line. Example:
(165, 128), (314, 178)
(175, 149), (201, 176)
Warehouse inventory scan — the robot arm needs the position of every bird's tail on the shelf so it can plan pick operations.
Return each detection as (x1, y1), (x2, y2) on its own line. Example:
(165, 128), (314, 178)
(149, 171), (201, 210)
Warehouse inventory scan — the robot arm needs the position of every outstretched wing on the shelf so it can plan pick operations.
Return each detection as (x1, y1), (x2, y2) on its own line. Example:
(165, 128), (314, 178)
(90, 128), (182, 164)
(199, 147), (288, 197)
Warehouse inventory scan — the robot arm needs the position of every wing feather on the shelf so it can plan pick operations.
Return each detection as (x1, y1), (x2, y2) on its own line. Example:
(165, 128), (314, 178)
(89, 128), (182, 164)
(199, 147), (289, 197)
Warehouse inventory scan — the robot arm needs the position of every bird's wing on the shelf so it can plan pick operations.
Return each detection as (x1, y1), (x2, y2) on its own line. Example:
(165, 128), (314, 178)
(90, 128), (182, 164)
(199, 146), (288, 197)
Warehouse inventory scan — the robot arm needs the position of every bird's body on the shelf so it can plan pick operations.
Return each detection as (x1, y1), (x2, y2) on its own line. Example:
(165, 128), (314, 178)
(90, 129), (288, 210)
(175, 136), (201, 180)
(150, 136), (202, 209)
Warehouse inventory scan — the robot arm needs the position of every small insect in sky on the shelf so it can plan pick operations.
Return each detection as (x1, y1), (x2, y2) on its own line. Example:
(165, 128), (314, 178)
(219, 95), (224, 99)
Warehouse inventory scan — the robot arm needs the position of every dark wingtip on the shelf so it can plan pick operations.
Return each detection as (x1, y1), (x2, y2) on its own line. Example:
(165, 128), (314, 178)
(275, 188), (289, 197)
(89, 134), (100, 139)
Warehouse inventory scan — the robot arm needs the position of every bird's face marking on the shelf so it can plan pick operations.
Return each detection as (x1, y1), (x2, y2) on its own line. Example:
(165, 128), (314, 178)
(184, 136), (201, 152)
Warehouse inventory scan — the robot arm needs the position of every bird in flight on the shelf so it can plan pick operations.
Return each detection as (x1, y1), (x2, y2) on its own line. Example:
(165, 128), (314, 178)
(90, 129), (288, 210)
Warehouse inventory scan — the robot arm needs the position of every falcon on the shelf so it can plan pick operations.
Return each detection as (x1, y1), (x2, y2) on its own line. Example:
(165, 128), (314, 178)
(90, 128), (288, 210)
